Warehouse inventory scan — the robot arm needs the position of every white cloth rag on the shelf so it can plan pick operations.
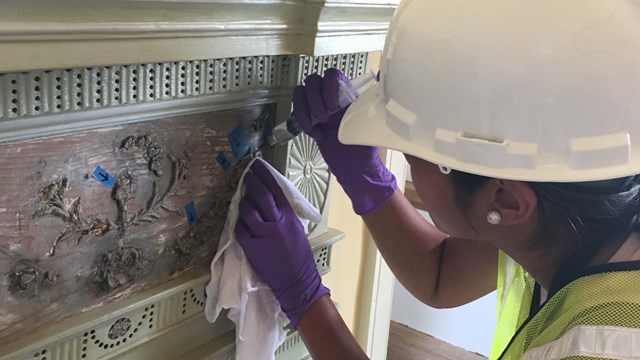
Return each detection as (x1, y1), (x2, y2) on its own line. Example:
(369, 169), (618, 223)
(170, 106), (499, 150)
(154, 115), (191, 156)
(205, 158), (321, 360)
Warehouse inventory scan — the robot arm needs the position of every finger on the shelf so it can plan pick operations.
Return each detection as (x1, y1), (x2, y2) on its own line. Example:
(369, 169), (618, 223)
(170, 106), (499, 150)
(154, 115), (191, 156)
(244, 171), (280, 222)
(292, 85), (315, 135)
(237, 197), (269, 234)
(235, 217), (254, 241)
(303, 74), (329, 123)
(250, 160), (289, 210)
(323, 68), (348, 113)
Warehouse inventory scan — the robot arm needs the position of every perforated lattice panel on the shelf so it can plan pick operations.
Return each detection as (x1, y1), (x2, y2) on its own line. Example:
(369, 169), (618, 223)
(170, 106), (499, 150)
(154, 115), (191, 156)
(314, 246), (332, 275)
(299, 53), (369, 81)
(0, 53), (369, 122)
(0, 56), (289, 121)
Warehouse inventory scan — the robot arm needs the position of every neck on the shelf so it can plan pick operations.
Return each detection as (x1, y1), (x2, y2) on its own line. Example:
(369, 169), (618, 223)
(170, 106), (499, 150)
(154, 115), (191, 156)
(495, 231), (632, 291)
(506, 249), (559, 290)
(490, 229), (580, 291)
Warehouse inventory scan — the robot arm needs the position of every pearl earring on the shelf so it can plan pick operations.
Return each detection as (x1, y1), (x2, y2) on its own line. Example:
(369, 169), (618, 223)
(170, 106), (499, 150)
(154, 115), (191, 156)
(487, 210), (502, 225)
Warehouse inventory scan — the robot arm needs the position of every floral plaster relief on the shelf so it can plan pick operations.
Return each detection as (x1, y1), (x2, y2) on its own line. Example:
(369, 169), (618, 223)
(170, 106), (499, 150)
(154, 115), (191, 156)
(0, 104), (275, 343)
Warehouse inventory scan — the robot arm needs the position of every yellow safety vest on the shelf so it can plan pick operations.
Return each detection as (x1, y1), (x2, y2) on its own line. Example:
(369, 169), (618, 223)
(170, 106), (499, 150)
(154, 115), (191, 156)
(490, 251), (640, 359)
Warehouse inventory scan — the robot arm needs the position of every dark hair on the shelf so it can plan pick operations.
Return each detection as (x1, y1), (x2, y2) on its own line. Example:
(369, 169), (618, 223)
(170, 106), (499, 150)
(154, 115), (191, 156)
(449, 171), (640, 253)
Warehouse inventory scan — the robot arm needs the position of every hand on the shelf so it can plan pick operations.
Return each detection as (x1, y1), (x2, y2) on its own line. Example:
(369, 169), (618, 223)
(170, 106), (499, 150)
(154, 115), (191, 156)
(235, 160), (329, 328)
(292, 68), (397, 215)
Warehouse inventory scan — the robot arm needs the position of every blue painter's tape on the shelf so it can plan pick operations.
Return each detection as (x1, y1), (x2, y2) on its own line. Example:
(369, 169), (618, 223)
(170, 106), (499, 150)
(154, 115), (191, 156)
(216, 151), (231, 171)
(184, 200), (197, 225)
(91, 166), (117, 188)
(228, 123), (251, 159)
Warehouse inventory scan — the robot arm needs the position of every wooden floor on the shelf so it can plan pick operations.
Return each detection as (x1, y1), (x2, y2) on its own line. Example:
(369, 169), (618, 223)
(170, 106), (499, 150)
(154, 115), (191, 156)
(387, 321), (487, 360)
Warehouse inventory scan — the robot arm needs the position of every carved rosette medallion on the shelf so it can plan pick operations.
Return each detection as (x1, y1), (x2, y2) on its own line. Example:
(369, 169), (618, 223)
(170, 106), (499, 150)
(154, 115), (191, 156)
(108, 318), (133, 340)
(286, 133), (330, 234)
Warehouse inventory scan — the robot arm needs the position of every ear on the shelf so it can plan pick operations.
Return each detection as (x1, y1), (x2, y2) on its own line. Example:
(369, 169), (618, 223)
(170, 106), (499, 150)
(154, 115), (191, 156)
(484, 179), (537, 225)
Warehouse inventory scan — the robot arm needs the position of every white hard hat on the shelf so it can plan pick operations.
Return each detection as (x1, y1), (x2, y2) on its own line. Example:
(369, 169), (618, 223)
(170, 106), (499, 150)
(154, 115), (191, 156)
(339, 0), (640, 182)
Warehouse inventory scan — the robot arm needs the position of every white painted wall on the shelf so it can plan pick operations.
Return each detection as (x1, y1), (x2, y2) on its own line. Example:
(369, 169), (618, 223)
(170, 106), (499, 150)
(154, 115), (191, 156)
(390, 207), (497, 356)
(391, 281), (496, 356)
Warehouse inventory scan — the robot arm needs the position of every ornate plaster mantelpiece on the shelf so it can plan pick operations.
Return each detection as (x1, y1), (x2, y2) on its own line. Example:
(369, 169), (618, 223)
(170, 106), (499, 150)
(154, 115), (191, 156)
(0, 1), (397, 358)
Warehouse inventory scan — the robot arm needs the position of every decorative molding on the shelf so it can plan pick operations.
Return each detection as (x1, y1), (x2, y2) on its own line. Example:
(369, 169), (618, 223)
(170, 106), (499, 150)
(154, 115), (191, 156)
(310, 228), (344, 275)
(298, 53), (369, 82)
(0, 53), (368, 144)
(0, 52), (368, 244)
(288, 133), (330, 235)
(0, 0), (398, 72)
(0, 56), (293, 132)
(0, 229), (343, 360)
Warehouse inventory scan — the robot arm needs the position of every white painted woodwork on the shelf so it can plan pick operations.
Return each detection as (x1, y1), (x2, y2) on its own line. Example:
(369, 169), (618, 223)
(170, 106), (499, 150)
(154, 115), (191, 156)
(0, 0), (398, 72)
(357, 149), (406, 360)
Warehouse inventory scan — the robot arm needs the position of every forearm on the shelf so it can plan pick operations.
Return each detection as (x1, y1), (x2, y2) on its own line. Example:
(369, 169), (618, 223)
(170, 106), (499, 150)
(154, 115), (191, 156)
(297, 295), (369, 360)
(362, 189), (448, 304)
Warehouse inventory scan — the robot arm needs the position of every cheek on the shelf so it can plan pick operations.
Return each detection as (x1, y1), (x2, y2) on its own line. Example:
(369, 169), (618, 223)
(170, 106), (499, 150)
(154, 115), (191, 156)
(411, 170), (477, 237)
(414, 182), (454, 219)
(411, 167), (455, 215)
(410, 162), (450, 200)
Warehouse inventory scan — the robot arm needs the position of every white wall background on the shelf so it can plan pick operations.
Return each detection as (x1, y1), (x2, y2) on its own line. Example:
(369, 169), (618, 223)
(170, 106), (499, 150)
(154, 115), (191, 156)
(390, 207), (497, 356)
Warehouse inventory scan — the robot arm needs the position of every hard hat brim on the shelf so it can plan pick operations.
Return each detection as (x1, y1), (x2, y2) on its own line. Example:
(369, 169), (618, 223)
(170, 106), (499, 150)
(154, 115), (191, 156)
(339, 84), (409, 152)
(339, 83), (431, 167)
(339, 83), (640, 183)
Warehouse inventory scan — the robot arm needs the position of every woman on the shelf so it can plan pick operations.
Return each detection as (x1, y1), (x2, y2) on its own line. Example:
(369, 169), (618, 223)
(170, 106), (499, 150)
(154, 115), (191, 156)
(235, 0), (640, 358)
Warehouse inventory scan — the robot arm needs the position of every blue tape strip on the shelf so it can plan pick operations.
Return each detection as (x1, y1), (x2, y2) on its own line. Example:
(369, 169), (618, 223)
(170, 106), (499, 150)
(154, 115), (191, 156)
(216, 151), (231, 171)
(91, 166), (117, 188)
(228, 124), (251, 159)
(184, 200), (197, 225)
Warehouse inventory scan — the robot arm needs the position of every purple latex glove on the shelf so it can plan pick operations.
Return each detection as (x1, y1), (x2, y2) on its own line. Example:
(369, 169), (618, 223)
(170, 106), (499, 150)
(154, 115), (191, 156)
(292, 68), (397, 215)
(235, 160), (329, 329)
